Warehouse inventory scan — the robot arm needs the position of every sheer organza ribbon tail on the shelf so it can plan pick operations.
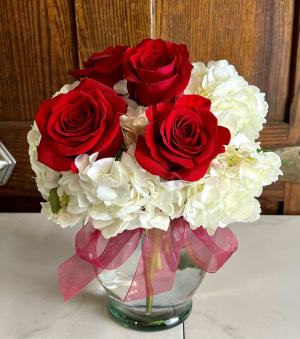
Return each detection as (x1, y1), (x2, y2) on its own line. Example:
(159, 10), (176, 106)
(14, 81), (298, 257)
(58, 223), (143, 302)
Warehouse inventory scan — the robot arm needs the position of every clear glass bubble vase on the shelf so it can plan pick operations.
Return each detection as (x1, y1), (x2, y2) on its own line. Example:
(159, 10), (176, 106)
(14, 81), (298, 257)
(97, 242), (205, 332)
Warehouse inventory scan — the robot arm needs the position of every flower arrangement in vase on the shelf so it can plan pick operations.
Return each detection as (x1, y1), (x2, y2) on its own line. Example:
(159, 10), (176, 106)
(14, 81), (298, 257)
(28, 38), (282, 331)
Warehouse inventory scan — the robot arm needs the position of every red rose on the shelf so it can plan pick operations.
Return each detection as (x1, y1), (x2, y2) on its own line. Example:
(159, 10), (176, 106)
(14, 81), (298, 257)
(69, 46), (127, 87)
(123, 39), (193, 106)
(135, 95), (231, 181)
(35, 78), (127, 172)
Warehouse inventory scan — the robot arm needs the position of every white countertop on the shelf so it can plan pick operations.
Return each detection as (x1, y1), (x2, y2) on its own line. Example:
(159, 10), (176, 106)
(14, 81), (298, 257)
(0, 214), (299, 339)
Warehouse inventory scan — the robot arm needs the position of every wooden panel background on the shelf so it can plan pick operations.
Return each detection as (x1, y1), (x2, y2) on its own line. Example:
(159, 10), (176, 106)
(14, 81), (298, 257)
(0, 0), (300, 215)
(154, 0), (294, 122)
(0, 0), (77, 121)
(75, 0), (150, 63)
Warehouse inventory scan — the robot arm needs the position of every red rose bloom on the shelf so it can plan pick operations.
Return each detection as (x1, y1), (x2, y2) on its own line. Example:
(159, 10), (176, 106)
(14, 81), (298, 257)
(35, 78), (127, 172)
(69, 46), (127, 87)
(135, 95), (231, 181)
(123, 39), (193, 106)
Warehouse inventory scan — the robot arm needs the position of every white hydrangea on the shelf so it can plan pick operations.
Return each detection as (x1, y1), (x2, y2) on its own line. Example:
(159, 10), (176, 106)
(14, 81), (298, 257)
(73, 147), (172, 238)
(185, 60), (268, 142)
(27, 122), (60, 198)
(183, 136), (282, 234)
(41, 201), (82, 228)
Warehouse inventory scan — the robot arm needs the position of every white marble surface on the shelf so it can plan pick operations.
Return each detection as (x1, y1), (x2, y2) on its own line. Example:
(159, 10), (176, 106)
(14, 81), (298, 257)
(0, 214), (299, 338)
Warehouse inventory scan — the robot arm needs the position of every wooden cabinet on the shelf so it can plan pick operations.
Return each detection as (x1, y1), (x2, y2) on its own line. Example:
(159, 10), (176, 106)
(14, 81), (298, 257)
(0, 0), (299, 213)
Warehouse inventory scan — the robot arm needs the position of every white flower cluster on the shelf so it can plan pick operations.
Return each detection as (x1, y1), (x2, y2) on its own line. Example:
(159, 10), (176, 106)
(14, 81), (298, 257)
(28, 122), (60, 199)
(28, 61), (282, 238)
(185, 60), (268, 142)
(183, 135), (282, 234)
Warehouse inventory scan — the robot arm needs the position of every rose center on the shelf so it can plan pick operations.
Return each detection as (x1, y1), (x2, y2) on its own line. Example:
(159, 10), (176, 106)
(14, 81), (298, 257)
(141, 52), (171, 69)
(57, 98), (97, 137)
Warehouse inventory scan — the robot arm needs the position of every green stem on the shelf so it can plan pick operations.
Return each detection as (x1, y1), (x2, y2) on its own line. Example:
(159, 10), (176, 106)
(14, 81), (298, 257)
(143, 250), (153, 314)
(146, 295), (153, 314)
(142, 229), (163, 314)
(143, 230), (153, 314)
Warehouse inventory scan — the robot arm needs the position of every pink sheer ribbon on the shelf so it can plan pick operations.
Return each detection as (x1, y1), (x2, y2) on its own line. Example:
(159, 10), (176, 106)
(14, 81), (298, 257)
(58, 218), (238, 302)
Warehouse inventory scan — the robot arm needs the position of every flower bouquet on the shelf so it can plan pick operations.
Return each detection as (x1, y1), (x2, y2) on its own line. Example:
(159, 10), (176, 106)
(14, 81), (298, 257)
(28, 39), (282, 331)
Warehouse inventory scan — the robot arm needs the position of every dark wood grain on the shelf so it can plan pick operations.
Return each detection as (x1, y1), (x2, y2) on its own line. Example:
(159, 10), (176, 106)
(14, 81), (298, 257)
(284, 3), (300, 215)
(0, 0), (77, 121)
(0, 122), (39, 197)
(154, 0), (294, 123)
(259, 199), (283, 215)
(283, 183), (300, 214)
(75, 0), (150, 65)
(0, 197), (43, 212)
(258, 123), (289, 148)
(259, 181), (286, 215)
(288, 2), (300, 144)
(260, 182), (285, 202)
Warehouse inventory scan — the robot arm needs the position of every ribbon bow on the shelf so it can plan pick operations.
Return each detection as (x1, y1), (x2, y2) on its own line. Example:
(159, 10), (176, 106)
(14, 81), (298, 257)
(58, 218), (238, 302)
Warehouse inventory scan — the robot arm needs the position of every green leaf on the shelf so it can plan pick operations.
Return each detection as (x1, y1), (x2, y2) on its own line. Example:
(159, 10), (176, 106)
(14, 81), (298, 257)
(48, 188), (61, 214)
(178, 251), (198, 270)
(281, 161), (293, 167)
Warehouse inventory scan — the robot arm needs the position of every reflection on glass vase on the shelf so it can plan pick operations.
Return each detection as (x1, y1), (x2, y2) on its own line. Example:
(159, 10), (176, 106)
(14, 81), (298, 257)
(97, 243), (205, 332)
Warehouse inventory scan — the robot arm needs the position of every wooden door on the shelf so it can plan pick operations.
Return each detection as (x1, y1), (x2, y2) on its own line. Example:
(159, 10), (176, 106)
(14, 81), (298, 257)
(1, 0), (300, 214)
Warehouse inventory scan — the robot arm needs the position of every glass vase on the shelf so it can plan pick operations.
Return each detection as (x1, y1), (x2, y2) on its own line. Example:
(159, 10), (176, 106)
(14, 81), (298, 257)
(97, 242), (205, 331)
